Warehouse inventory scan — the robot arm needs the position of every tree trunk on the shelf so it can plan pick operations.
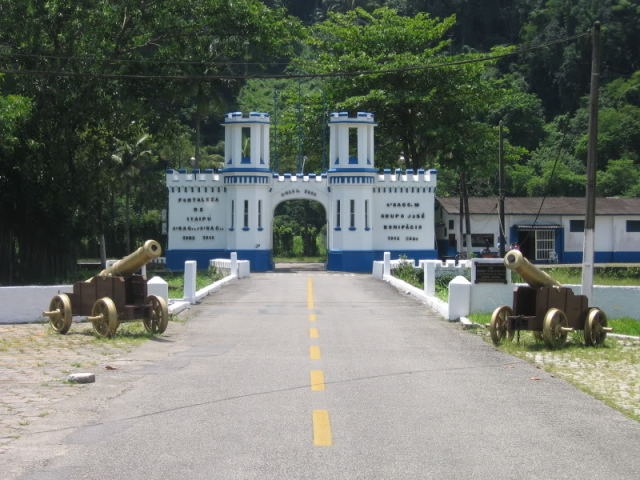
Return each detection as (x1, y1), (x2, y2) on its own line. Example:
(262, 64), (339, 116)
(99, 233), (107, 267)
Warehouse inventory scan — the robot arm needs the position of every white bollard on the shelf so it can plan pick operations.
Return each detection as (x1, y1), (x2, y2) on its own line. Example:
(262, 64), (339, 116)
(448, 275), (471, 321)
(423, 260), (439, 296)
(383, 252), (391, 277)
(184, 260), (197, 304)
(147, 276), (169, 302)
(230, 252), (238, 277)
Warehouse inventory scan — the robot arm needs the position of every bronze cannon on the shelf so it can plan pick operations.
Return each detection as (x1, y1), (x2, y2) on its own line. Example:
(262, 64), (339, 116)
(489, 250), (611, 348)
(43, 240), (168, 337)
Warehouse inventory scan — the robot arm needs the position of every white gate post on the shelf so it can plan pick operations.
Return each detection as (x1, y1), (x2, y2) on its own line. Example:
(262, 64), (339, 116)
(230, 252), (238, 277)
(184, 260), (197, 304)
(383, 252), (391, 277)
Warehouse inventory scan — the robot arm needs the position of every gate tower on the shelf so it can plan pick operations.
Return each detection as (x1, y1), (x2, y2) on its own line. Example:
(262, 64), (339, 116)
(165, 111), (438, 272)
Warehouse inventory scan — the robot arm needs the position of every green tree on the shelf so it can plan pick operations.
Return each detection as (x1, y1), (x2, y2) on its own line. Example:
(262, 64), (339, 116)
(0, 0), (302, 282)
(518, 0), (640, 117)
(0, 80), (32, 284)
(296, 7), (499, 170)
(598, 157), (640, 197)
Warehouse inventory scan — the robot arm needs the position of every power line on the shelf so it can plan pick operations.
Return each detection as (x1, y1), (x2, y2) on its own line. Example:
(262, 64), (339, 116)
(0, 31), (590, 82)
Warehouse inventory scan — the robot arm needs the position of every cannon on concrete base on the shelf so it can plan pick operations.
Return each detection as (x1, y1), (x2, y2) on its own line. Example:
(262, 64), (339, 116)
(43, 240), (168, 337)
(490, 250), (611, 348)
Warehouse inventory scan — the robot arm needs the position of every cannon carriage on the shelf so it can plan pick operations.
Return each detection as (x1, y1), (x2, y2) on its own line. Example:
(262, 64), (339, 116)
(43, 240), (169, 337)
(490, 250), (611, 348)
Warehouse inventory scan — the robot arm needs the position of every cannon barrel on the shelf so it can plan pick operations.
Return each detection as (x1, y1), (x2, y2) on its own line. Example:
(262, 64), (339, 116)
(503, 249), (561, 288)
(97, 240), (161, 277)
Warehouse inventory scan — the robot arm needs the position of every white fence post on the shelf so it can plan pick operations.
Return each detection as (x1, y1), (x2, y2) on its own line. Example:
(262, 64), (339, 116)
(448, 275), (471, 321)
(230, 252), (238, 277)
(423, 260), (439, 296)
(184, 260), (197, 304)
(147, 276), (169, 302)
(383, 252), (391, 277)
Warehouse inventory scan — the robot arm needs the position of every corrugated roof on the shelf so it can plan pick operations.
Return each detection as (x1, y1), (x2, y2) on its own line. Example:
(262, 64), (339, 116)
(436, 197), (640, 216)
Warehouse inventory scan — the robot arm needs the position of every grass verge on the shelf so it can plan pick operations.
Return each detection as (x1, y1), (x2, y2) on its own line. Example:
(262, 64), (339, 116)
(162, 267), (225, 299)
(467, 312), (640, 422)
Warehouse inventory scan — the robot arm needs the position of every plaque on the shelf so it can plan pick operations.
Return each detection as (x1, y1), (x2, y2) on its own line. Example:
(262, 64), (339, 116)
(475, 262), (508, 284)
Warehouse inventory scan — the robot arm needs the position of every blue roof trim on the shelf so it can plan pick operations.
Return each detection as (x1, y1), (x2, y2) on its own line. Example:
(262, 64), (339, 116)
(328, 168), (378, 173)
(220, 167), (272, 173)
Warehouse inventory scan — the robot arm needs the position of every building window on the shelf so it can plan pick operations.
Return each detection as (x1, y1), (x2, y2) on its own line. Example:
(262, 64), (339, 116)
(448, 219), (454, 230)
(627, 220), (640, 232)
(535, 230), (555, 261)
(464, 234), (494, 248)
(364, 199), (369, 230)
(336, 200), (341, 229)
(570, 220), (585, 232)
(243, 200), (249, 229)
(350, 199), (355, 229)
(230, 200), (235, 230)
(258, 200), (263, 229)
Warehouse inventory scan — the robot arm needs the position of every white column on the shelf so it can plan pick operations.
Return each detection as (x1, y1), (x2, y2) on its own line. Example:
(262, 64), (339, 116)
(329, 124), (337, 166)
(338, 125), (349, 165)
(357, 125), (366, 165)
(262, 124), (270, 166)
(251, 124), (260, 165)
(368, 123), (375, 165)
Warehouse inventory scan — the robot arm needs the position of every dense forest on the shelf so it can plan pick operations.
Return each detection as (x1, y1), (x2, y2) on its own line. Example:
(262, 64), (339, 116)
(1, 0), (639, 282)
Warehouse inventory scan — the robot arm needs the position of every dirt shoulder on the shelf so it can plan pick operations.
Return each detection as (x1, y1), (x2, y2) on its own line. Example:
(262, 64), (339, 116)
(0, 320), (185, 456)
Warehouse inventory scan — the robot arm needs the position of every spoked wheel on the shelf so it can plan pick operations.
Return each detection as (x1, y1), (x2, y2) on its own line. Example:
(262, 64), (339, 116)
(584, 308), (609, 346)
(143, 295), (169, 334)
(88, 297), (119, 337)
(43, 294), (73, 334)
(543, 308), (568, 349)
(489, 306), (514, 346)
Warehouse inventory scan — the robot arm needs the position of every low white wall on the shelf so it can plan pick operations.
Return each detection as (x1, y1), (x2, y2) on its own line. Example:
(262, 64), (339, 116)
(0, 258), (250, 324)
(209, 258), (250, 279)
(0, 285), (72, 324)
(375, 253), (640, 322)
(462, 282), (640, 320)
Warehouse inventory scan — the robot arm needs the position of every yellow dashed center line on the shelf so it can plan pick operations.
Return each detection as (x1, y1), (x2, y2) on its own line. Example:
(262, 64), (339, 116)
(307, 277), (315, 310)
(312, 410), (333, 446)
(310, 370), (325, 391)
(309, 345), (321, 360)
(306, 277), (332, 447)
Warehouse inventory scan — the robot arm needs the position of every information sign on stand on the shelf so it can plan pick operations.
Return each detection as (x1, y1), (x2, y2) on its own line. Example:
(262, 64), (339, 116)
(474, 261), (508, 284)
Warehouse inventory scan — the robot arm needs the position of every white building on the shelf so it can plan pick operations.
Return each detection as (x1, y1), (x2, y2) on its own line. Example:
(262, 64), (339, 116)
(436, 196), (640, 263)
(165, 111), (438, 272)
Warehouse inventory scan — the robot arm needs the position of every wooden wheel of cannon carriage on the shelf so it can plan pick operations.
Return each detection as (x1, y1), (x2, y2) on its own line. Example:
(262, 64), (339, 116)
(143, 295), (169, 334)
(43, 294), (73, 334)
(489, 306), (514, 345)
(88, 297), (119, 337)
(542, 308), (568, 349)
(584, 307), (608, 346)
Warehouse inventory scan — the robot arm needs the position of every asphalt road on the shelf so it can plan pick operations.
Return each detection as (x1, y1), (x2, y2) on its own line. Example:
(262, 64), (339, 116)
(8, 271), (640, 479)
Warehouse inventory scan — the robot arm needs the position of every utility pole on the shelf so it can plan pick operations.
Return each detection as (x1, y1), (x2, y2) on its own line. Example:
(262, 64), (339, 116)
(582, 22), (601, 302)
(498, 120), (506, 257)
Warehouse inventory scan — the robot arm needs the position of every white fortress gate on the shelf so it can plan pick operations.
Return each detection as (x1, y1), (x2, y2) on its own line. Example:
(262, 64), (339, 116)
(165, 111), (438, 272)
